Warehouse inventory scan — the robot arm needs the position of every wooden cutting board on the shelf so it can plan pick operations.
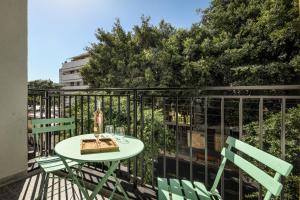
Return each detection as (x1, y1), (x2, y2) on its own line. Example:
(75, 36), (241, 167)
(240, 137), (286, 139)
(80, 138), (119, 154)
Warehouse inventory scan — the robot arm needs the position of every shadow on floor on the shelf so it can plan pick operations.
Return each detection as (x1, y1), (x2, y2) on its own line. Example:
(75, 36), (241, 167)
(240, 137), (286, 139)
(0, 172), (107, 200)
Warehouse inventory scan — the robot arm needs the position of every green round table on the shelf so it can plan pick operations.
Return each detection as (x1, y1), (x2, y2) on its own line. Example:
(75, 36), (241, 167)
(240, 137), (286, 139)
(55, 134), (144, 200)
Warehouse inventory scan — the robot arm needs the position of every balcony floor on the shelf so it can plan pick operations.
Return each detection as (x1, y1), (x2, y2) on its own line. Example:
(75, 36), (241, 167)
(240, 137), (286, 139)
(0, 173), (108, 200)
(1, 165), (156, 200)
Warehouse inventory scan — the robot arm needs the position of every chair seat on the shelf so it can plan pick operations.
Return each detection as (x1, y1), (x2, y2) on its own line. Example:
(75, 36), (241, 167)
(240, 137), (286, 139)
(37, 156), (79, 173)
(157, 178), (221, 200)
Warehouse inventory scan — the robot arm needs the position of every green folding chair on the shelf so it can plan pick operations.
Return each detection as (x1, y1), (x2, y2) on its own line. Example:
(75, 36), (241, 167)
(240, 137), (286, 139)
(157, 136), (293, 200)
(31, 117), (81, 199)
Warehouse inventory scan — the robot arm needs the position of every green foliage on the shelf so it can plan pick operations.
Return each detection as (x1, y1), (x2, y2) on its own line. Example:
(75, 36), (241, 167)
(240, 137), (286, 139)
(28, 79), (62, 89)
(244, 105), (300, 199)
(81, 0), (300, 88)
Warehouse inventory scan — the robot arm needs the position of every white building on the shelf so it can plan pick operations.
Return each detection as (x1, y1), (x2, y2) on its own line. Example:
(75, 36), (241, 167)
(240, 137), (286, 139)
(59, 53), (89, 89)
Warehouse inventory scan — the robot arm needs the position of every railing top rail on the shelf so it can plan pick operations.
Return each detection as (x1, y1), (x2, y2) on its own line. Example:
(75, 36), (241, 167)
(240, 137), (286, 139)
(28, 85), (300, 92)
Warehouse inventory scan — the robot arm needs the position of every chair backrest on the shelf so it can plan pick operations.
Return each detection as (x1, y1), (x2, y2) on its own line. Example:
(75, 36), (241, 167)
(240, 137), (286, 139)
(31, 118), (75, 156)
(210, 136), (293, 200)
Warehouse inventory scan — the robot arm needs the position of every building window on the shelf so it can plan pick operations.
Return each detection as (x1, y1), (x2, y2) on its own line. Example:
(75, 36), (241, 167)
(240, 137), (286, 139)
(70, 82), (74, 86)
(77, 82), (80, 86)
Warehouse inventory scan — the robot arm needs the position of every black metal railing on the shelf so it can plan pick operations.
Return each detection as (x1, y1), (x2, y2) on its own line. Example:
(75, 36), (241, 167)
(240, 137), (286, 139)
(27, 86), (300, 200)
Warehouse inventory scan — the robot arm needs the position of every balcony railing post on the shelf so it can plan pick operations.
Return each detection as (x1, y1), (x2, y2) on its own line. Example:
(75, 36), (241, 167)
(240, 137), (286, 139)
(258, 97), (264, 200)
(239, 98), (243, 200)
(221, 97), (225, 199)
(133, 89), (138, 186)
(204, 97), (208, 186)
(280, 97), (286, 200)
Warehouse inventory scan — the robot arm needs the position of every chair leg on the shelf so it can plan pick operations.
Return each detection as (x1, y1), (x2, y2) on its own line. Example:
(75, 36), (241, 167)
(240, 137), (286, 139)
(36, 172), (49, 200)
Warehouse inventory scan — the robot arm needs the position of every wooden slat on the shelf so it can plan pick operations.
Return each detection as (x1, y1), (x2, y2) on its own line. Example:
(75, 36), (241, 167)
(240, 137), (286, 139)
(157, 178), (170, 200)
(181, 180), (198, 200)
(226, 136), (292, 176)
(221, 148), (282, 196)
(32, 117), (75, 125)
(193, 181), (212, 200)
(32, 124), (75, 134)
(169, 179), (184, 200)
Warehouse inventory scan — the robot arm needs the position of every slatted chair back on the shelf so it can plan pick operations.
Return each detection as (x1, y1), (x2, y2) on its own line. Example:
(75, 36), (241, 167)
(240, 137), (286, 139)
(31, 118), (75, 157)
(210, 136), (293, 200)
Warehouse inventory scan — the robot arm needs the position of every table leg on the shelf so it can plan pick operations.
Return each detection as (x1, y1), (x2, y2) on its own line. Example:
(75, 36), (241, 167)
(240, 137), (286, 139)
(60, 157), (123, 200)
(111, 172), (130, 200)
(60, 157), (90, 199)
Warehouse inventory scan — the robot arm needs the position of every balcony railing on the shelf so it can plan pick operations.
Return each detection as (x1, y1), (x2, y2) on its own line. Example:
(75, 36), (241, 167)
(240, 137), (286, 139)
(27, 86), (300, 199)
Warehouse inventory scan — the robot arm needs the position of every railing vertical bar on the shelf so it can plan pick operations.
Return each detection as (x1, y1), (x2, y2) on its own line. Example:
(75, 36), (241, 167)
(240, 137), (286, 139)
(118, 96), (121, 114)
(33, 95), (36, 118)
(163, 98), (167, 177)
(126, 95), (131, 175)
(63, 95), (66, 139)
(258, 97), (263, 200)
(41, 93), (44, 119)
(152, 96), (156, 186)
(117, 95), (121, 171)
(189, 97), (193, 181)
(57, 95), (60, 143)
(101, 96), (104, 131)
(239, 98), (243, 200)
(58, 93), (61, 118)
(47, 94), (51, 156)
(109, 95), (113, 124)
(94, 96), (97, 111)
(133, 89), (138, 186)
(87, 95), (90, 133)
(204, 97), (208, 186)
(81, 96), (84, 135)
(280, 97), (286, 200)
(75, 96), (78, 135)
(69, 96), (71, 118)
(175, 96), (179, 178)
(140, 95), (145, 183)
(32, 94), (37, 156)
(221, 97), (225, 199)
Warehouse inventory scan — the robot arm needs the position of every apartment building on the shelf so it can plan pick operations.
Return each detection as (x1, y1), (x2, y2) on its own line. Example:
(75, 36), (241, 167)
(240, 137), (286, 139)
(59, 52), (89, 89)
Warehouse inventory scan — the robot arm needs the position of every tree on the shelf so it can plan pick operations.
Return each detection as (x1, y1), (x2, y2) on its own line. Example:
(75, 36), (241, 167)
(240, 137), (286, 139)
(199, 0), (300, 86)
(28, 79), (62, 89)
(244, 105), (300, 199)
(82, 0), (300, 88)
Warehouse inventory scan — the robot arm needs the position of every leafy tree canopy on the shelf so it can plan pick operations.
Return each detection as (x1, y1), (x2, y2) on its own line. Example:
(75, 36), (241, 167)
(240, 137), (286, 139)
(81, 0), (300, 88)
(28, 79), (62, 89)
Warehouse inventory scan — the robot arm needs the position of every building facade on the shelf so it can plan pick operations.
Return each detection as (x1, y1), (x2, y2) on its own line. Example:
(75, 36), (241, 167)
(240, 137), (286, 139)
(59, 53), (89, 89)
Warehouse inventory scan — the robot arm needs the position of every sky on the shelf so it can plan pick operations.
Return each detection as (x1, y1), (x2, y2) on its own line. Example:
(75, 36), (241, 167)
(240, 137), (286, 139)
(28, 0), (210, 82)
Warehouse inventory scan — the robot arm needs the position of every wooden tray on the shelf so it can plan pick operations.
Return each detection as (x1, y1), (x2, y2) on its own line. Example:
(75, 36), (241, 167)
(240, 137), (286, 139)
(80, 138), (119, 154)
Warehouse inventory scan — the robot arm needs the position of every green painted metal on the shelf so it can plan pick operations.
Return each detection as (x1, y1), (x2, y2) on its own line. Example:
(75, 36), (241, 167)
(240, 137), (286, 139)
(157, 178), (170, 200)
(263, 172), (281, 200)
(55, 134), (144, 200)
(210, 144), (232, 193)
(193, 181), (212, 200)
(181, 180), (198, 200)
(32, 124), (75, 135)
(221, 148), (282, 196)
(226, 136), (293, 176)
(32, 117), (79, 199)
(157, 136), (293, 200)
(37, 156), (78, 173)
(32, 117), (75, 125)
(32, 117), (75, 136)
(55, 134), (144, 162)
(169, 179), (184, 200)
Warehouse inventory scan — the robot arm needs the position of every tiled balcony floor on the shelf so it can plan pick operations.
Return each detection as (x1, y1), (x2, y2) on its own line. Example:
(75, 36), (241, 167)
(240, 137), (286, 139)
(0, 164), (156, 200)
(0, 173), (107, 200)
